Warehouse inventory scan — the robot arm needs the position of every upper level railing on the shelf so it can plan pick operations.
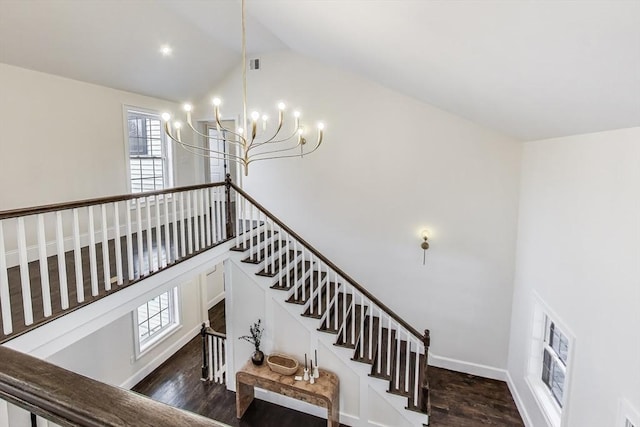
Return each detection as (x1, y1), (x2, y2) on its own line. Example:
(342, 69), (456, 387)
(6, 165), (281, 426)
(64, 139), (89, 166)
(0, 175), (429, 416)
(0, 182), (233, 342)
(0, 345), (225, 427)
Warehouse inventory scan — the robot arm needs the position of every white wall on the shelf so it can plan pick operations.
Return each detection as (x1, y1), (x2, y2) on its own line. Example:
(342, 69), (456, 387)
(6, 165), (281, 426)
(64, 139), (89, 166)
(507, 127), (640, 426)
(200, 51), (522, 372)
(0, 63), (203, 211)
(46, 273), (206, 388)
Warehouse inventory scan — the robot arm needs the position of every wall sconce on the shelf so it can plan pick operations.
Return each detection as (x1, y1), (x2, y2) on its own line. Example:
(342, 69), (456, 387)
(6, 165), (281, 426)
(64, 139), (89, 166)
(420, 229), (430, 265)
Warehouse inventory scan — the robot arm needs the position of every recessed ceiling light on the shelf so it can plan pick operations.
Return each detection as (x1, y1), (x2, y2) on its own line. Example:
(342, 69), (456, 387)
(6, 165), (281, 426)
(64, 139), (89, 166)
(160, 45), (172, 57)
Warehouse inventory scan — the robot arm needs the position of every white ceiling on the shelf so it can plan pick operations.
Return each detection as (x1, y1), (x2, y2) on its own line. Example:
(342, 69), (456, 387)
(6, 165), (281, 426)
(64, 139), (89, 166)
(1, 0), (638, 141)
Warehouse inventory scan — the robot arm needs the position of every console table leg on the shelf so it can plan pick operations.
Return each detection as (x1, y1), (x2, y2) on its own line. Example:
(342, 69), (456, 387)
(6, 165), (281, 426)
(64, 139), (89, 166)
(236, 381), (255, 419)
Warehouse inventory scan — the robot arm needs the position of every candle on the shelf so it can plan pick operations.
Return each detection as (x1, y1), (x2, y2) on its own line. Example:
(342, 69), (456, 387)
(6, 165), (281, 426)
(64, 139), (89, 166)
(304, 353), (307, 370)
(315, 349), (318, 366)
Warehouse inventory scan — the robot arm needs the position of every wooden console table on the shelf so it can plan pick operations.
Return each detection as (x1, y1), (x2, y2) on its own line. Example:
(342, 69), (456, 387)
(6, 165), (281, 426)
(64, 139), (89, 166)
(236, 359), (340, 426)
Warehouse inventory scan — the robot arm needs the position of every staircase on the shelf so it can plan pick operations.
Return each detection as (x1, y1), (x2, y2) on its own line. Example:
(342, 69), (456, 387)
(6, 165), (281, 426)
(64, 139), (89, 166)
(0, 178), (430, 426)
(227, 183), (431, 425)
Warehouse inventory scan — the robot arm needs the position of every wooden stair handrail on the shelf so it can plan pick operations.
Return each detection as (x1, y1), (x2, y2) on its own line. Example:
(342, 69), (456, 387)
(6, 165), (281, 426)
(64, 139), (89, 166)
(0, 346), (223, 427)
(229, 181), (424, 342)
(0, 182), (226, 220)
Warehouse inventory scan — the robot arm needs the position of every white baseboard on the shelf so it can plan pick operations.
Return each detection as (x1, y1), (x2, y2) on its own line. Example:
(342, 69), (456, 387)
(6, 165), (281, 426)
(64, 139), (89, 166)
(208, 291), (225, 309)
(120, 323), (201, 390)
(428, 352), (507, 381)
(506, 371), (534, 427)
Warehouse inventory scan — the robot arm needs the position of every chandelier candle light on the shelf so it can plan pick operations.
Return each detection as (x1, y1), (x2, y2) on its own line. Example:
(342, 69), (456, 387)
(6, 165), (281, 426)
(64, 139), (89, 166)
(161, 0), (324, 176)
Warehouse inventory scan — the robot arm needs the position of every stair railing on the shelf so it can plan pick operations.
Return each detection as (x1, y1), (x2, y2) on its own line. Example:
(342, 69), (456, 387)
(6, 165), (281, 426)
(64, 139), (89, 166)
(0, 345), (223, 426)
(228, 177), (431, 414)
(201, 323), (227, 384)
(0, 182), (233, 343)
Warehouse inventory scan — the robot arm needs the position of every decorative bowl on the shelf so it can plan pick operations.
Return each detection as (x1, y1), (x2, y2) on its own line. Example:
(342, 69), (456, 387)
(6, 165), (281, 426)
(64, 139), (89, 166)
(267, 353), (299, 376)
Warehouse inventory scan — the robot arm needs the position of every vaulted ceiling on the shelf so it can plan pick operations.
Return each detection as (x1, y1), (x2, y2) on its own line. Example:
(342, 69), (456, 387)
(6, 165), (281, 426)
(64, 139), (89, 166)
(1, 0), (638, 141)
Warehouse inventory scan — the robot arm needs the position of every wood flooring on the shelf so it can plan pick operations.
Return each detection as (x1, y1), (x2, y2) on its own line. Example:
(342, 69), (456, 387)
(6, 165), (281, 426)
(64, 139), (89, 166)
(134, 302), (524, 427)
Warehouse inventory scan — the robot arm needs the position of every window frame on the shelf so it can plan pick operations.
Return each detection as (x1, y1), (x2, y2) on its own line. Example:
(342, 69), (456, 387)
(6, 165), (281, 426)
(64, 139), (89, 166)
(123, 106), (174, 194)
(526, 293), (575, 427)
(133, 286), (181, 359)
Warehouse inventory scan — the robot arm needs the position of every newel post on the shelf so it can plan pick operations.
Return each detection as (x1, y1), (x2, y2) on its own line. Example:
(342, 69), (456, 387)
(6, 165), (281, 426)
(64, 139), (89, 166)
(419, 329), (431, 414)
(225, 174), (234, 238)
(200, 323), (208, 381)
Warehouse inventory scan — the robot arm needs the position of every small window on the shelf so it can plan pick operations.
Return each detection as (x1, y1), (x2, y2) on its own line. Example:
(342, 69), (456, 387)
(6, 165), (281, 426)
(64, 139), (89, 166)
(127, 109), (172, 193)
(134, 287), (180, 357)
(541, 317), (568, 407)
(527, 296), (574, 427)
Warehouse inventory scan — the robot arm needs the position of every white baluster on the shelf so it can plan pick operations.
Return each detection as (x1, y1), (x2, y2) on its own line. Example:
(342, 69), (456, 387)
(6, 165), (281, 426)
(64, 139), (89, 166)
(186, 192), (194, 254)
(234, 191), (240, 248)
(414, 340), (420, 406)
(248, 204), (255, 259)
(0, 221), (13, 334)
(204, 189), (211, 247)
(113, 203), (123, 285)
(405, 331), (410, 393)
(162, 195), (170, 266)
(179, 192), (186, 257)
(36, 214), (52, 316)
(214, 187), (221, 243)
(387, 314), (392, 376)
(54, 212), (69, 310)
(315, 257), (321, 316)
(350, 289), (356, 344)
(368, 300), (373, 360)
(72, 209), (84, 302)
(208, 335), (213, 381)
(172, 195), (179, 261)
(333, 270), (338, 330)
(395, 325), (401, 389)
(17, 217), (33, 325)
(192, 191), (200, 252)
(125, 201), (134, 281)
(135, 199), (144, 277)
(144, 198), (153, 272)
(193, 190), (204, 251)
(360, 296), (365, 358)
(100, 204), (111, 291)
(154, 196), (162, 270)
(377, 306), (383, 372)
(87, 207), (99, 296)
(220, 186), (227, 240)
(336, 282), (347, 343)
(198, 189), (205, 249)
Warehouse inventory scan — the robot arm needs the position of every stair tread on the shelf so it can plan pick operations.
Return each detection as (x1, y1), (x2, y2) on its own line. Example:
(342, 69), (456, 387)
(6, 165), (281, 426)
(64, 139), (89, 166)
(388, 340), (420, 400)
(230, 229), (274, 252)
(271, 261), (312, 291)
(256, 250), (300, 277)
(318, 293), (352, 334)
(334, 302), (366, 348)
(369, 327), (397, 380)
(352, 315), (380, 364)
(242, 239), (286, 264)
(302, 278), (337, 319)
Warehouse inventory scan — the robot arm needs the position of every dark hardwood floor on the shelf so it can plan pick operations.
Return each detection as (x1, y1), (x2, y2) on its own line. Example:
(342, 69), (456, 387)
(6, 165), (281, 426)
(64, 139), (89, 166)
(134, 302), (524, 427)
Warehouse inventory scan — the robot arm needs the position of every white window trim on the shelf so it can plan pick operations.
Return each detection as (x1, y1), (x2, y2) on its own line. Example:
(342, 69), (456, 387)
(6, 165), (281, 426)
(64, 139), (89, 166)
(122, 105), (175, 194)
(132, 286), (182, 360)
(526, 292), (575, 427)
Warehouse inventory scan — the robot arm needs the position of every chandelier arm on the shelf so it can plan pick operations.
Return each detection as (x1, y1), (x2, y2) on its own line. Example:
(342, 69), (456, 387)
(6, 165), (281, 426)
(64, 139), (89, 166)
(248, 128), (300, 150)
(247, 141), (304, 157)
(177, 143), (247, 166)
(214, 115), (247, 146)
(183, 120), (245, 147)
(249, 118), (286, 148)
(165, 124), (245, 161)
(248, 135), (323, 164)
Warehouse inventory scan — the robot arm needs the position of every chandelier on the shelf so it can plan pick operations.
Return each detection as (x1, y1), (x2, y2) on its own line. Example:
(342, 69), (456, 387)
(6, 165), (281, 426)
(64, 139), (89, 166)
(161, 0), (324, 176)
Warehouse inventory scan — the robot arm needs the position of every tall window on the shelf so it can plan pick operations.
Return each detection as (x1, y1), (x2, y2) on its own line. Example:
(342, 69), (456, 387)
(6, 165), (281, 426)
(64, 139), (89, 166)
(527, 297), (574, 427)
(134, 287), (180, 356)
(541, 316), (569, 407)
(127, 109), (172, 193)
